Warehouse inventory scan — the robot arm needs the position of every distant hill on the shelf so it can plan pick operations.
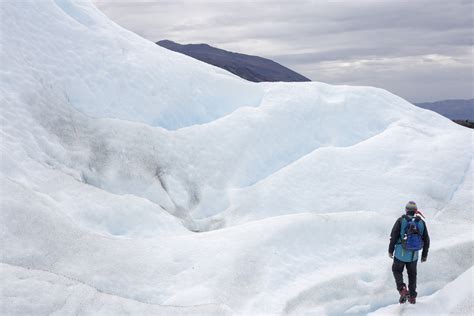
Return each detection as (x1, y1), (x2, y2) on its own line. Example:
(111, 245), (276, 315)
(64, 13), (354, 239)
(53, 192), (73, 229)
(156, 40), (311, 83)
(414, 99), (474, 121)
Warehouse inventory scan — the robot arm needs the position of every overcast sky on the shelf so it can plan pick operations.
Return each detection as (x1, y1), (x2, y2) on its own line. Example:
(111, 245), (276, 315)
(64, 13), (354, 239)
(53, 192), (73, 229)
(94, 0), (473, 103)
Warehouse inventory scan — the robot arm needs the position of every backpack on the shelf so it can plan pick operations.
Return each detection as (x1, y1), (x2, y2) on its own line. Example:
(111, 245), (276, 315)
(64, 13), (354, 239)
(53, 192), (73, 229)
(401, 216), (424, 251)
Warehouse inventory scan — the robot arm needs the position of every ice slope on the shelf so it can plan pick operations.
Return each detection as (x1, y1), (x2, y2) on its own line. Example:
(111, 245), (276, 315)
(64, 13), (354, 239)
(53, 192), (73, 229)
(1, 0), (473, 315)
(1, 263), (230, 315)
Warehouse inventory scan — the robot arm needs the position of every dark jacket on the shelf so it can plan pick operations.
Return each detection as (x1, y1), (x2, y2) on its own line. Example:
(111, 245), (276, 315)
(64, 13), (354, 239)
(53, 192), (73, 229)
(389, 215), (430, 259)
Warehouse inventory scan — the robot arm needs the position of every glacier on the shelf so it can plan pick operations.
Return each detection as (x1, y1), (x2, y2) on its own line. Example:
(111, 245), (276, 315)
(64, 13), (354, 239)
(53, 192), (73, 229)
(0, 0), (472, 315)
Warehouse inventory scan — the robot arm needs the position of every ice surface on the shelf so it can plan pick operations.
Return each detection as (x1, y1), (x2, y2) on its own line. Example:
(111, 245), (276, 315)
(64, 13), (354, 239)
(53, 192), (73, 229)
(1, 0), (472, 315)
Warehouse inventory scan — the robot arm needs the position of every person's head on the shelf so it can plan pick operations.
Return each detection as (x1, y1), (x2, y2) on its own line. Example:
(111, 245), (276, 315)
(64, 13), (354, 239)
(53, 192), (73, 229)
(405, 201), (417, 216)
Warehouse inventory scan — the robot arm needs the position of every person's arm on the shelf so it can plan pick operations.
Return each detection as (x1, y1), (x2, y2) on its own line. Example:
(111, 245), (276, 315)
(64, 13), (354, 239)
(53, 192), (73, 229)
(388, 218), (401, 256)
(421, 221), (430, 261)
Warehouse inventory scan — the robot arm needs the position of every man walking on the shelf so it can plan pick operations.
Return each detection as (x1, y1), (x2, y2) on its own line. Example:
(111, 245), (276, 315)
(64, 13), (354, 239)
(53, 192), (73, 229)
(388, 201), (430, 304)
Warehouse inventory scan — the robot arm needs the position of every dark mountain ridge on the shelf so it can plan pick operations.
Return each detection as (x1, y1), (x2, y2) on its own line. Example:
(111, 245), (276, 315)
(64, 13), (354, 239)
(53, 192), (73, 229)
(156, 39), (311, 83)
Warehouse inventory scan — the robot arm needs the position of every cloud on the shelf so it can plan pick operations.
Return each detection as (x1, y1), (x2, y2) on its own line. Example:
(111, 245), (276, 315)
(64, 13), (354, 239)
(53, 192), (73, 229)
(94, 0), (473, 102)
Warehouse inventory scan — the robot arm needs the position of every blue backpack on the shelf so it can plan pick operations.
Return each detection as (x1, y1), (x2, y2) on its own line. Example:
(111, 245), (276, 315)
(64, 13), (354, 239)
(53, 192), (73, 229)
(401, 217), (424, 251)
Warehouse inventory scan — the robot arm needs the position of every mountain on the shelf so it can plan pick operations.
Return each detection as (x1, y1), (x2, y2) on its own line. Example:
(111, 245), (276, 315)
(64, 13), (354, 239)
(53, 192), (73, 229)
(415, 99), (474, 120)
(1, 1), (472, 315)
(157, 39), (311, 82)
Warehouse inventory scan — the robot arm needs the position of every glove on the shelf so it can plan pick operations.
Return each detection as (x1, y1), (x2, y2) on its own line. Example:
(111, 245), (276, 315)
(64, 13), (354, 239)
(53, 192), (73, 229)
(421, 256), (427, 262)
(388, 252), (393, 259)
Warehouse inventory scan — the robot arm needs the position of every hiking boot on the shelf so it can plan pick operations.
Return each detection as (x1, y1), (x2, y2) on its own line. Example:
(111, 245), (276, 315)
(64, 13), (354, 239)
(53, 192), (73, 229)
(398, 286), (409, 304)
(408, 295), (416, 304)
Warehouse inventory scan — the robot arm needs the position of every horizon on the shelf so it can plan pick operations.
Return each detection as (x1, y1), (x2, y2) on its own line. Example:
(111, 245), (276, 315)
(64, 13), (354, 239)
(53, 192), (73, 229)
(94, 0), (474, 104)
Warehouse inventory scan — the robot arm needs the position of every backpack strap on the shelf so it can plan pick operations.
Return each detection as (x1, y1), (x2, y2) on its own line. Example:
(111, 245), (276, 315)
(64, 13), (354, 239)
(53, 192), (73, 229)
(399, 216), (407, 243)
(415, 218), (424, 235)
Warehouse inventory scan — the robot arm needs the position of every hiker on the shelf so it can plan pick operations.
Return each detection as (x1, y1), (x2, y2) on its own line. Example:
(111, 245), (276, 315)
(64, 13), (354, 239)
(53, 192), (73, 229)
(388, 201), (430, 304)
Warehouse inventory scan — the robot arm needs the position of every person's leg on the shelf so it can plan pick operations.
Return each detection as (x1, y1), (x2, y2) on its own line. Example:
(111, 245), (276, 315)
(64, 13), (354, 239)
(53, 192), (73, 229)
(406, 260), (418, 297)
(392, 258), (406, 291)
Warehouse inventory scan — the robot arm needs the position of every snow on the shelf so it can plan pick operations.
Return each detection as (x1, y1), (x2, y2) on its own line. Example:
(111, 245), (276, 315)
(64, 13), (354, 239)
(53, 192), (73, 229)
(1, 0), (473, 315)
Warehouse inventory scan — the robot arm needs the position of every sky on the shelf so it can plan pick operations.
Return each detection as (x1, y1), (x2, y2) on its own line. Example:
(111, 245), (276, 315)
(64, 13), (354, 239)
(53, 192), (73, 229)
(94, 0), (473, 103)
